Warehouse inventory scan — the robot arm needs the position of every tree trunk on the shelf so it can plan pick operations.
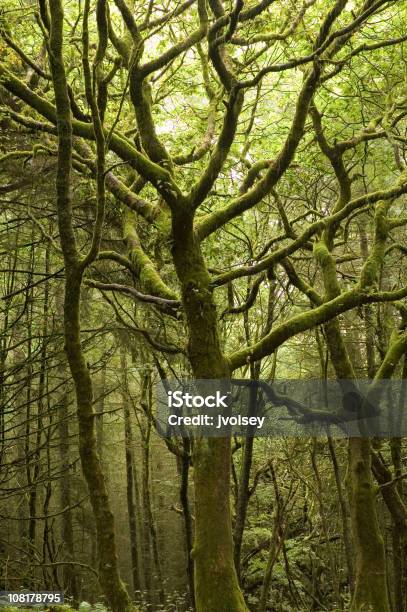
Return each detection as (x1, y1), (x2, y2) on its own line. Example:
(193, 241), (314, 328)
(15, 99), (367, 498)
(327, 437), (354, 592)
(233, 364), (259, 581)
(348, 438), (390, 611)
(47, 3), (134, 608)
(24, 274), (37, 585)
(311, 440), (340, 603)
(258, 464), (284, 612)
(178, 443), (195, 609)
(140, 376), (164, 604)
(95, 364), (106, 466)
(316, 236), (390, 610)
(324, 320), (390, 611)
(58, 376), (79, 602)
(171, 210), (248, 611)
(121, 350), (142, 597)
(65, 271), (133, 611)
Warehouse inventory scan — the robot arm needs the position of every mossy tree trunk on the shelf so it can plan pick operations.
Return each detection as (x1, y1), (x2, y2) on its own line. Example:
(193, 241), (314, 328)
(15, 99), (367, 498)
(324, 320), (390, 612)
(233, 362), (260, 581)
(177, 441), (195, 608)
(140, 375), (164, 605)
(320, 270), (390, 612)
(121, 350), (142, 597)
(348, 438), (390, 611)
(47, 2), (134, 610)
(258, 463), (284, 612)
(327, 437), (354, 592)
(63, 270), (133, 611)
(391, 435), (407, 612)
(57, 371), (79, 603)
(171, 209), (248, 612)
(311, 96), (392, 610)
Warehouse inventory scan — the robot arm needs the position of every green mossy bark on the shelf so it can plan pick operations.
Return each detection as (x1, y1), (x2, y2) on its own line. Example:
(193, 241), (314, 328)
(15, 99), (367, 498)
(192, 437), (248, 612)
(0, 62), (172, 186)
(65, 274), (134, 612)
(348, 438), (390, 612)
(314, 214), (390, 612)
(47, 3), (134, 609)
(171, 209), (248, 612)
(123, 208), (177, 301)
(359, 200), (390, 290)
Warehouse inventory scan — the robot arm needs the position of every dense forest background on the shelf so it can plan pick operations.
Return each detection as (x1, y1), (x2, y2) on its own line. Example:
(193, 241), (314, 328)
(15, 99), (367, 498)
(1, 0), (407, 611)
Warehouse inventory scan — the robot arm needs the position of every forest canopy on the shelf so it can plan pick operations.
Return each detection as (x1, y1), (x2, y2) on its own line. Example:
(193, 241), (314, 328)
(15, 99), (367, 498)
(1, 0), (407, 611)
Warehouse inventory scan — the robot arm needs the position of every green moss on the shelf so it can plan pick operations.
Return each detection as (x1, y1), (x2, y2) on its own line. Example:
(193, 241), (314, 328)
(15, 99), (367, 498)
(348, 439), (390, 611)
(123, 209), (178, 301)
(360, 200), (390, 289)
(313, 240), (341, 298)
(193, 439), (249, 612)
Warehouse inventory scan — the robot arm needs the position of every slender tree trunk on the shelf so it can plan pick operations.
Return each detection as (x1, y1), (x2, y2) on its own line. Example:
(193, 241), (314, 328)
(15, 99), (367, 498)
(24, 272), (37, 584)
(311, 440), (341, 603)
(0, 234), (19, 466)
(47, 3), (134, 609)
(258, 516), (282, 612)
(324, 320), (390, 611)
(139, 387), (152, 600)
(234, 266), (276, 581)
(131, 427), (145, 593)
(140, 376), (164, 604)
(327, 437), (354, 592)
(314, 230), (390, 611)
(258, 465), (284, 612)
(58, 370), (79, 602)
(233, 363), (259, 581)
(348, 438), (390, 611)
(121, 351), (141, 597)
(64, 271), (132, 611)
(96, 364), (106, 465)
(233, 437), (254, 583)
(316, 329), (355, 591)
(178, 442), (195, 609)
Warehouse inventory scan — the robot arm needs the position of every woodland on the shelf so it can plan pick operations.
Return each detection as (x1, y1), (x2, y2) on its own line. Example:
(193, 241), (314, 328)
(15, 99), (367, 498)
(1, 0), (407, 611)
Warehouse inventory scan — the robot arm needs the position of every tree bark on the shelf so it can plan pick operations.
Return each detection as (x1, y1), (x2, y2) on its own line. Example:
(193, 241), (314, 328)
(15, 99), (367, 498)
(327, 437), (354, 592)
(47, 2), (134, 609)
(121, 350), (142, 597)
(178, 443), (195, 608)
(171, 209), (248, 611)
(315, 240), (390, 610)
(58, 374), (79, 602)
(140, 375), (164, 604)
(233, 363), (259, 581)
(348, 438), (390, 611)
(258, 464), (284, 612)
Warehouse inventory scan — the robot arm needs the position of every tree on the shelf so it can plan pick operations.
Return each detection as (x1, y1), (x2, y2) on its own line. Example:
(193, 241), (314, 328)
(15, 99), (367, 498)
(1, 0), (407, 610)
